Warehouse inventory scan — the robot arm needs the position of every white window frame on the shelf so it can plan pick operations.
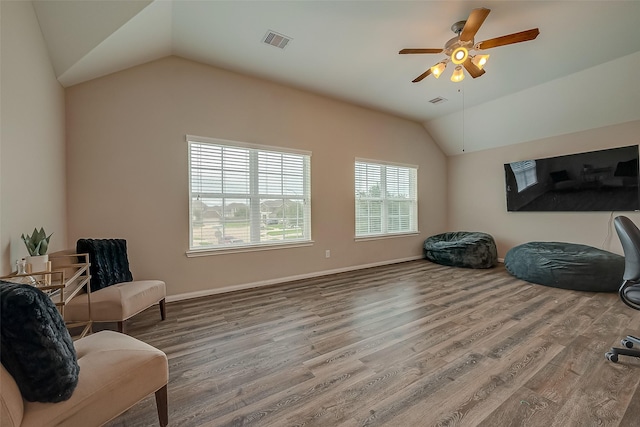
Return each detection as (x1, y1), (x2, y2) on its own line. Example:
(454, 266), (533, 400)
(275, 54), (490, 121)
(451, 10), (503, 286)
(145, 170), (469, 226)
(187, 135), (311, 255)
(355, 158), (418, 239)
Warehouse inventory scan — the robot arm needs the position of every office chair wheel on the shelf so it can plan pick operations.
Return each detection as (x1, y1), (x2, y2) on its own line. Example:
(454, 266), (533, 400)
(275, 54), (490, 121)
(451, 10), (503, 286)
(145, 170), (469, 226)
(605, 352), (618, 363)
(622, 339), (634, 348)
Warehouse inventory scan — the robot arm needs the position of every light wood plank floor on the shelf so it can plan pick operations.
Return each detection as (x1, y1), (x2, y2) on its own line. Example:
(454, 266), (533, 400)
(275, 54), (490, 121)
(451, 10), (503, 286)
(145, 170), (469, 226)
(106, 260), (640, 427)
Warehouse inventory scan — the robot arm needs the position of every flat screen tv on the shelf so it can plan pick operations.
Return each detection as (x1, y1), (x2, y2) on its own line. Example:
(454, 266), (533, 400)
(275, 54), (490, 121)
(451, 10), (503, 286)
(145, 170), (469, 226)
(505, 145), (640, 212)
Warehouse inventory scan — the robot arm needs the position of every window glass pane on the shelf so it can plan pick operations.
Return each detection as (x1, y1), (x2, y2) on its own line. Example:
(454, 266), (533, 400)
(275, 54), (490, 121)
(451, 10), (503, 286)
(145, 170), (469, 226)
(355, 163), (382, 198)
(262, 198), (306, 241)
(191, 197), (223, 248)
(221, 198), (250, 244)
(219, 146), (249, 194)
(223, 170), (250, 194)
(190, 145), (223, 194)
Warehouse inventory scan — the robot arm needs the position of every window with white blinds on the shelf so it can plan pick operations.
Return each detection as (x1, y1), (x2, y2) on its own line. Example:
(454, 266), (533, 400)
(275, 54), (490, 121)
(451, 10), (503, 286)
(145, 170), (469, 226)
(188, 136), (311, 251)
(355, 160), (418, 237)
(509, 160), (538, 192)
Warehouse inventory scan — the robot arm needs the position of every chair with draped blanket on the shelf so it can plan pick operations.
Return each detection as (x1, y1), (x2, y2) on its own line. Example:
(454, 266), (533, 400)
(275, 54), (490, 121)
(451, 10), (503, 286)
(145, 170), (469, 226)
(64, 239), (166, 334)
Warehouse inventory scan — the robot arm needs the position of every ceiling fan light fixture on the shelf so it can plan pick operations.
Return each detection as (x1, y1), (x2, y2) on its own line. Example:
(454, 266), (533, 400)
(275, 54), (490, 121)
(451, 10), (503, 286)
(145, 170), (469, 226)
(451, 65), (465, 82)
(451, 46), (468, 64)
(430, 61), (447, 78)
(471, 54), (490, 69)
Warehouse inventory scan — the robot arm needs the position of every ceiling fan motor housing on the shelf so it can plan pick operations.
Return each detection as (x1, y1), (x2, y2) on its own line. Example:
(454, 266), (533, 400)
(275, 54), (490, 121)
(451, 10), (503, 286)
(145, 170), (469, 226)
(444, 36), (474, 57)
(450, 20), (467, 34)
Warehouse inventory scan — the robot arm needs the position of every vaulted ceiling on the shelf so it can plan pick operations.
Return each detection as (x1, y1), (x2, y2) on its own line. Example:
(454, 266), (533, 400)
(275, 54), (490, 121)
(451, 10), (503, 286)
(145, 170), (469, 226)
(32, 1), (640, 155)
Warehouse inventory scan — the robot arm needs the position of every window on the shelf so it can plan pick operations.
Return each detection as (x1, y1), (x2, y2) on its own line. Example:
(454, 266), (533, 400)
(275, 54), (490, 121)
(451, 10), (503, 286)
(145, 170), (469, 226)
(188, 136), (311, 251)
(355, 159), (418, 237)
(509, 160), (538, 192)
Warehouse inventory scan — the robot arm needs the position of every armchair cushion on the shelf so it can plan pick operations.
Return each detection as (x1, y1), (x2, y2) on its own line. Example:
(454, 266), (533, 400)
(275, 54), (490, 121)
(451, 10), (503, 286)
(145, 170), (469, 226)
(65, 280), (166, 323)
(76, 239), (133, 292)
(0, 281), (79, 403)
(19, 331), (168, 427)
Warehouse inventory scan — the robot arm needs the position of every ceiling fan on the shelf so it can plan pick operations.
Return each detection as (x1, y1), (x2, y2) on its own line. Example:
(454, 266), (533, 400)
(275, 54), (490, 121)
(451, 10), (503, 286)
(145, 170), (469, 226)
(399, 7), (539, 83)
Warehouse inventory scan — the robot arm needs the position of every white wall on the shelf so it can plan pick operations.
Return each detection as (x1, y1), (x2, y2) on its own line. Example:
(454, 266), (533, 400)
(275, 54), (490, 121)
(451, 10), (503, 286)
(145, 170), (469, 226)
(65, 56), (447, 298)
(0, 1), (67, 275)
(447, 120), (640, 258)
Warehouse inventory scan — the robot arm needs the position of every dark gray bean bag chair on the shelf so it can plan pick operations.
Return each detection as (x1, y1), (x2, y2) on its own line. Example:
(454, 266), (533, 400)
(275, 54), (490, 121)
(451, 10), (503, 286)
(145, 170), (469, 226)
(504, 242), (624, 292)
(424, 231), (498, 269)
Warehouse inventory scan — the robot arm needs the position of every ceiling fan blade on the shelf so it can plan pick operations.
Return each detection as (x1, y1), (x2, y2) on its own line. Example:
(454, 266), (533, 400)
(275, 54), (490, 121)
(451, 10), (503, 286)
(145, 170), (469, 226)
(463, 58), (485, 78)
(476, 28), (540, 50)
(459, 8), (491, 42)
(412, 69), (432, 83)
(399, 48), (443, 54)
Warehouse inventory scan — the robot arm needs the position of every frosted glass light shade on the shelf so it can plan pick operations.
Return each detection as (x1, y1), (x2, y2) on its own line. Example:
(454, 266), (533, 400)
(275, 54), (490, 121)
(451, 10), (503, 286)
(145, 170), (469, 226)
(451, 65), (465, 82)
(430, 62), (447, 78)
(472, 54), (490, 69)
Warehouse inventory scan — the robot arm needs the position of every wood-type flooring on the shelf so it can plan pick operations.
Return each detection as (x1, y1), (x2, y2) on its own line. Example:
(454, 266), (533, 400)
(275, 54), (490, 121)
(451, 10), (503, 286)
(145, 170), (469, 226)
(106, 260), (640, 426)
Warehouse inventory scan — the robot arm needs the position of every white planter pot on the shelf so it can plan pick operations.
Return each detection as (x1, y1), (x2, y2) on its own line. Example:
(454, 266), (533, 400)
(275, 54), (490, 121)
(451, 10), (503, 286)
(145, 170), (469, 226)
(26, 254), (49, 273)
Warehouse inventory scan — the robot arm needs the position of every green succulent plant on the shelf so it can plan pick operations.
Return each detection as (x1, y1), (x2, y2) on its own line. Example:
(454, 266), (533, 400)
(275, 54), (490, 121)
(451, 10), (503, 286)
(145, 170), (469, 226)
(21, 227), (53, 256)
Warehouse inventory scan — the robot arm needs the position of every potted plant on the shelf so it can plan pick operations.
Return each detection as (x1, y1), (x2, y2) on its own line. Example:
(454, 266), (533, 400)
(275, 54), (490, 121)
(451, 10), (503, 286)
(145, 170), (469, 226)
(21, 227), (53, 273)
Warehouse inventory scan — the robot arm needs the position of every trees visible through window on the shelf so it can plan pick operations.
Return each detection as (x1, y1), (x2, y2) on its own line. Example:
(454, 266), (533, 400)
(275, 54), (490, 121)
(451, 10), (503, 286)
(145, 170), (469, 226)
(355, 160), (418, 237)
(188, 136), (311, 250)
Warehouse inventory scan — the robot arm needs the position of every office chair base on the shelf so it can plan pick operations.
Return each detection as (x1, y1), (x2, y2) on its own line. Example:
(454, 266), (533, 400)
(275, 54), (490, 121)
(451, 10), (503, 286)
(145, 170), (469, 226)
(605, 346), (640, 363)
(621, 335), (640, 348)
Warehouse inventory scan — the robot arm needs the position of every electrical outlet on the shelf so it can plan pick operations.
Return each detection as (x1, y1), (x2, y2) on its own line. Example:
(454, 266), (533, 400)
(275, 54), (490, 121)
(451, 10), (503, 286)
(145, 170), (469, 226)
(325, 250), (331, 258)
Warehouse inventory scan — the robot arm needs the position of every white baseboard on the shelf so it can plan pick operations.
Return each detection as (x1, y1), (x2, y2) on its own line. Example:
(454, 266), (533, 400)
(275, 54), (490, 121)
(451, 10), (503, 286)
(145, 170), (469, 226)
(166, 255), (424, 303)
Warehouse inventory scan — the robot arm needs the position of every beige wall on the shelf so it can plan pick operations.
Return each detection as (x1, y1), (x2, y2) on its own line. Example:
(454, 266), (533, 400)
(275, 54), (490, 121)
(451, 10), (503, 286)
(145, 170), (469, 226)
(5, 7), (636, 294)
(0, 1), (67, 275)
(447, 120), (640, 258)
(65, 56), (446, 298)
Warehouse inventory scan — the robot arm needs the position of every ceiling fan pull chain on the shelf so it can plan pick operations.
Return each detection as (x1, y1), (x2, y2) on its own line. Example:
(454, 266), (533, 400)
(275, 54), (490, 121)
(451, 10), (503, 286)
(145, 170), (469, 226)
(461, 85), (465, 153)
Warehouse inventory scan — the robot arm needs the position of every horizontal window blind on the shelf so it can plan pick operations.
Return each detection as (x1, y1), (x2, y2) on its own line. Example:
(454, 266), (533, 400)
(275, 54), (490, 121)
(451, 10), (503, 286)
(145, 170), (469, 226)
(189, 137), (311, 250)
(355, 160), (418, 237)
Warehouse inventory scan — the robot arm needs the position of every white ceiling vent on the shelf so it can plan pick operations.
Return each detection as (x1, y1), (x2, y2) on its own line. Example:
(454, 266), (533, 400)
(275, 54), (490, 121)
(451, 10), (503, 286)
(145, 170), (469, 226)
(428, 97), (448, 105)
(263, 30), (292, 49)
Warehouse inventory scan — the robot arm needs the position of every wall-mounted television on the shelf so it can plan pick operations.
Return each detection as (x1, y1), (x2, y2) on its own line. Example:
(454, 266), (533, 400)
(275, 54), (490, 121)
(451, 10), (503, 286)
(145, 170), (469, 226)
(505, 145), (639, 212)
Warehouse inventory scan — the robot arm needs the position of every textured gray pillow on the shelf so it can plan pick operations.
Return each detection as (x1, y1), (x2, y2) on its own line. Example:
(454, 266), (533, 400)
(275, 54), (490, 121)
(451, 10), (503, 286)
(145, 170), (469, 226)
(0, 281), (80, 402)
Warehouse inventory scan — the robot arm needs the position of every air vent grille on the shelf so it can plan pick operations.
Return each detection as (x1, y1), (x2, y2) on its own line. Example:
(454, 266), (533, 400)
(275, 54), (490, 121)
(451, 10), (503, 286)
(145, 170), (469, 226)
(429, 97), (448, 105)
(263, 30), (292, 49)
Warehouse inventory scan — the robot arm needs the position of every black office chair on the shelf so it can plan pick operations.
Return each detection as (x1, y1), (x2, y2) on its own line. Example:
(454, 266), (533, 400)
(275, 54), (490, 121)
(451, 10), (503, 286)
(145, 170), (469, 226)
(605, 216), (640, 363)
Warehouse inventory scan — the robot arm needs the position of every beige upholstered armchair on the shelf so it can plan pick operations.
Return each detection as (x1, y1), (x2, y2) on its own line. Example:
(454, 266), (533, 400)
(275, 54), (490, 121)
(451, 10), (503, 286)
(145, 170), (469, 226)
(61, 239), (166, 333)
(1, 331), (168, 427)
(0, 281), (168, 427)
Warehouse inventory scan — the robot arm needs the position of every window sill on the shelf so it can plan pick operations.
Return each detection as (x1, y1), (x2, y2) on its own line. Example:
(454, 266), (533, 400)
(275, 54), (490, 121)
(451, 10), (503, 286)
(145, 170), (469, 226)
(186, 240), (314, 257)
(354, 231), (420, 242)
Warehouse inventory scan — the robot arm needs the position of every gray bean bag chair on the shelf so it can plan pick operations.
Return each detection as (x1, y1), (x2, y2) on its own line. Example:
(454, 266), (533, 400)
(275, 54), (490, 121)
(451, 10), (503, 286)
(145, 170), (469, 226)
(424, 231), (498, 269)
(504, 242), (624, 292)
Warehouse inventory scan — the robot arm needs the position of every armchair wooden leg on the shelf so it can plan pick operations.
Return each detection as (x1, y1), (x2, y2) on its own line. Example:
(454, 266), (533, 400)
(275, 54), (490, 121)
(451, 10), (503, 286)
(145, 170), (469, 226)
(155, 384), (169, 427)
(159, 298), (166, 321)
